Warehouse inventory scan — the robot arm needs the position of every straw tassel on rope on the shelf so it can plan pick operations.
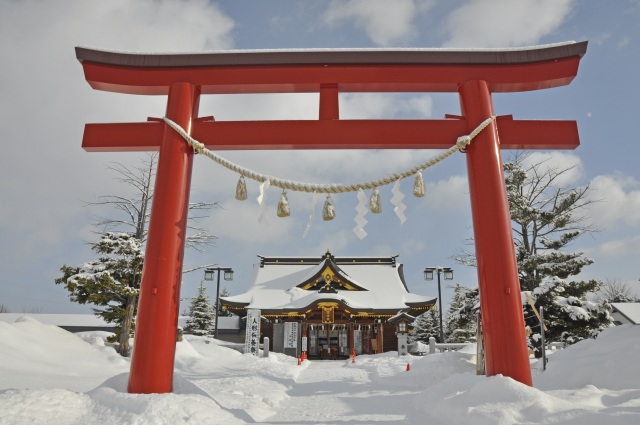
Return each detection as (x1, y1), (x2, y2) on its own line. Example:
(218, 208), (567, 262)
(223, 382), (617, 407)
(413, 170), (425, 197)
(369, 188), (382, 214)
(235, 175), (248, 200)
(322, 195), (335, 221)
(277, 190), (291, 217)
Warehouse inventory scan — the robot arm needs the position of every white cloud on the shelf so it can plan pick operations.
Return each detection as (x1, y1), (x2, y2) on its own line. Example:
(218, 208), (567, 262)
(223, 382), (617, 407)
(617, 36), (631, 49)
(322, 0), (435, 46)
(588, 174), (640, 228)
(514, 152), (585, 186)
(0, 0), (235, 256)
(401, 239), (426, 255)
(406, 96), (435, 117)
(320, 230), (353, 252)
(592, 32), (611, 45)
(442, 0), (574, 47)
(588, 234), (640, 258)
(201, 93), (318, 121)
(202, 92), (434, 122)
(340, 93), (434, 119)
(367, 244), (395, 257)
(208, 200), (299, 245)
(423, 175), (471, 212)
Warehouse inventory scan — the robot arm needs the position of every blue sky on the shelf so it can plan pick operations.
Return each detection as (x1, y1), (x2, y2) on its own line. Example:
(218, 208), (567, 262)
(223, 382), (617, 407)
(1, 0), (639, 314)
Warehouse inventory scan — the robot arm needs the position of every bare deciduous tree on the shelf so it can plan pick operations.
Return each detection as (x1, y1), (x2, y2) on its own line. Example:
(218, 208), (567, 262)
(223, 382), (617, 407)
(21, 306), (43, 313)
(57, 153), (219, 356)
(597, 279), (640, 303)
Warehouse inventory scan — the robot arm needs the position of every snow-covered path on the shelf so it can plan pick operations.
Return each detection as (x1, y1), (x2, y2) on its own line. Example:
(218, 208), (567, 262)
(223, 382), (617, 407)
(170, 335), (435, 424)
(182, 353), (423, 424)
(261, 359), (416, 424)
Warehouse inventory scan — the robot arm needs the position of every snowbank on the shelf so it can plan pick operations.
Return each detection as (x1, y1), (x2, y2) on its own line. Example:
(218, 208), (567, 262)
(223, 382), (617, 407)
(535, 324), (640, 390)
(0, 316), (639, 424)
(0, 316), (128, 392)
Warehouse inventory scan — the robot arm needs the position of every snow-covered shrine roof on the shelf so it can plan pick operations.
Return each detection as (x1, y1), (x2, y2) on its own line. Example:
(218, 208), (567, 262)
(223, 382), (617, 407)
(221, 251), (435, 315)
(387, 311), (417, 323)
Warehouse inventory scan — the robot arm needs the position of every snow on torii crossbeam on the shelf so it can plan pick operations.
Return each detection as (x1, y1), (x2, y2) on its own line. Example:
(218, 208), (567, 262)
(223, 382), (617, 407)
(76, 41), (587, 393)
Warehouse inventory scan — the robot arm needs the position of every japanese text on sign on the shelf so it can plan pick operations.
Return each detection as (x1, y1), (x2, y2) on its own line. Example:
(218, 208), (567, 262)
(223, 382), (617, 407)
(284, 322), (298, 349)
(244, 309), (261, 356)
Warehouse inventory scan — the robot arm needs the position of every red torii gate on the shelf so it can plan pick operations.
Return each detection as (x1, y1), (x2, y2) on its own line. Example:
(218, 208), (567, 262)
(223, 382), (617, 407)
(76, 41), (587, 393)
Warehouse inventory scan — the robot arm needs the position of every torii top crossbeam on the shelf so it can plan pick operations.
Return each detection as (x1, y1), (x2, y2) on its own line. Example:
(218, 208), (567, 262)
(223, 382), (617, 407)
(77, 42), (586, 151)
(76, 41), (587, 394)
(78, 41), (585, 94)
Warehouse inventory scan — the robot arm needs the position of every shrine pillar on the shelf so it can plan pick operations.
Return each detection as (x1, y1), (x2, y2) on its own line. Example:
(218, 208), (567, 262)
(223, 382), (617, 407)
(128, 82), (199, 393)
(459, 80), (532, 386)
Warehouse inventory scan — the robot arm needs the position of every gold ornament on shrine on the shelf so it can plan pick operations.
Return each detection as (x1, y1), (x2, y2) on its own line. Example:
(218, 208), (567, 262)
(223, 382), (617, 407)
(323, 273), (333, 290)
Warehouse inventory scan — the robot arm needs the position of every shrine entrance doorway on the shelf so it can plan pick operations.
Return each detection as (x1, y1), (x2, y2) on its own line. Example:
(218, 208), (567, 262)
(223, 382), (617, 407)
(307, 325), (349, 360)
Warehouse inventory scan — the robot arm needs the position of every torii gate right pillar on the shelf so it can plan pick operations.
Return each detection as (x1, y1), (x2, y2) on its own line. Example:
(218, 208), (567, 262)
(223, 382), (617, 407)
(460, 80), (531, 385)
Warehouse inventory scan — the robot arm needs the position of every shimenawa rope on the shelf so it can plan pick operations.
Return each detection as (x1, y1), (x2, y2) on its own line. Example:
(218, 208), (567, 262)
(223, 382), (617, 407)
(161, 116), (496, 194)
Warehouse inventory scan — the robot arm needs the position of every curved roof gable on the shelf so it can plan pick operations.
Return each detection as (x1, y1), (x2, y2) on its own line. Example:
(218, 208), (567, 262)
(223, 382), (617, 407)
(296, 251), (367, 292)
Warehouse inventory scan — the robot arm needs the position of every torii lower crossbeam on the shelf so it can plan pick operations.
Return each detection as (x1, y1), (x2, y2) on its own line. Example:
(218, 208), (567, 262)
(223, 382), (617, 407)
(76, 41), (587, 393)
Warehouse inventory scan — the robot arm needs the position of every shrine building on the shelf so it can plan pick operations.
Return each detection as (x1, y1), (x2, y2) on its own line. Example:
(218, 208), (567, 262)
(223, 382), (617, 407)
(220, 250), (435, 359)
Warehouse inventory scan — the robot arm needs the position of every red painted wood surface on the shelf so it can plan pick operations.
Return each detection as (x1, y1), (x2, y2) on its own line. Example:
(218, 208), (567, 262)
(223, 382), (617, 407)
(82, 117), (579, 151)
(460, 80), (532, 386)
(80, 57), (582, 95)
(127, 82), (198, 394)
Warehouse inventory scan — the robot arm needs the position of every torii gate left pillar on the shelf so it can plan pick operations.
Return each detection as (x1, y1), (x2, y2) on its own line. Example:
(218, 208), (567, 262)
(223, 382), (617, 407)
(127, 82), (199, 392)
(76, 41), (587, 393)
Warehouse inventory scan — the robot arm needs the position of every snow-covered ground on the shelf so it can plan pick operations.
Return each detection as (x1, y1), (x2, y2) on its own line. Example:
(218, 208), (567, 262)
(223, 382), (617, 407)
(1, 316), (639, 424)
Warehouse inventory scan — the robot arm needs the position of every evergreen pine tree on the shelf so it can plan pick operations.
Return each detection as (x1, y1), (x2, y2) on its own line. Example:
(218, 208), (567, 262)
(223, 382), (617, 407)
(444, 284), (479, 343)
(454, 154), (611, 353)
(506, 155), (611, 354)
(525, 277), (611, 356)
(504, 155), (595, 292)
(216, 287), (233, 317)
(411, 308), (440, 343)
(56, 232), (143, 356)
(184, 282), (216, 337)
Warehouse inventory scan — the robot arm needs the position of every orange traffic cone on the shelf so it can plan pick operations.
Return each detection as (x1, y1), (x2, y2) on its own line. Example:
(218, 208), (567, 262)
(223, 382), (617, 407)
(406, 363), (411, 371)
(351, 349), (356, 364)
